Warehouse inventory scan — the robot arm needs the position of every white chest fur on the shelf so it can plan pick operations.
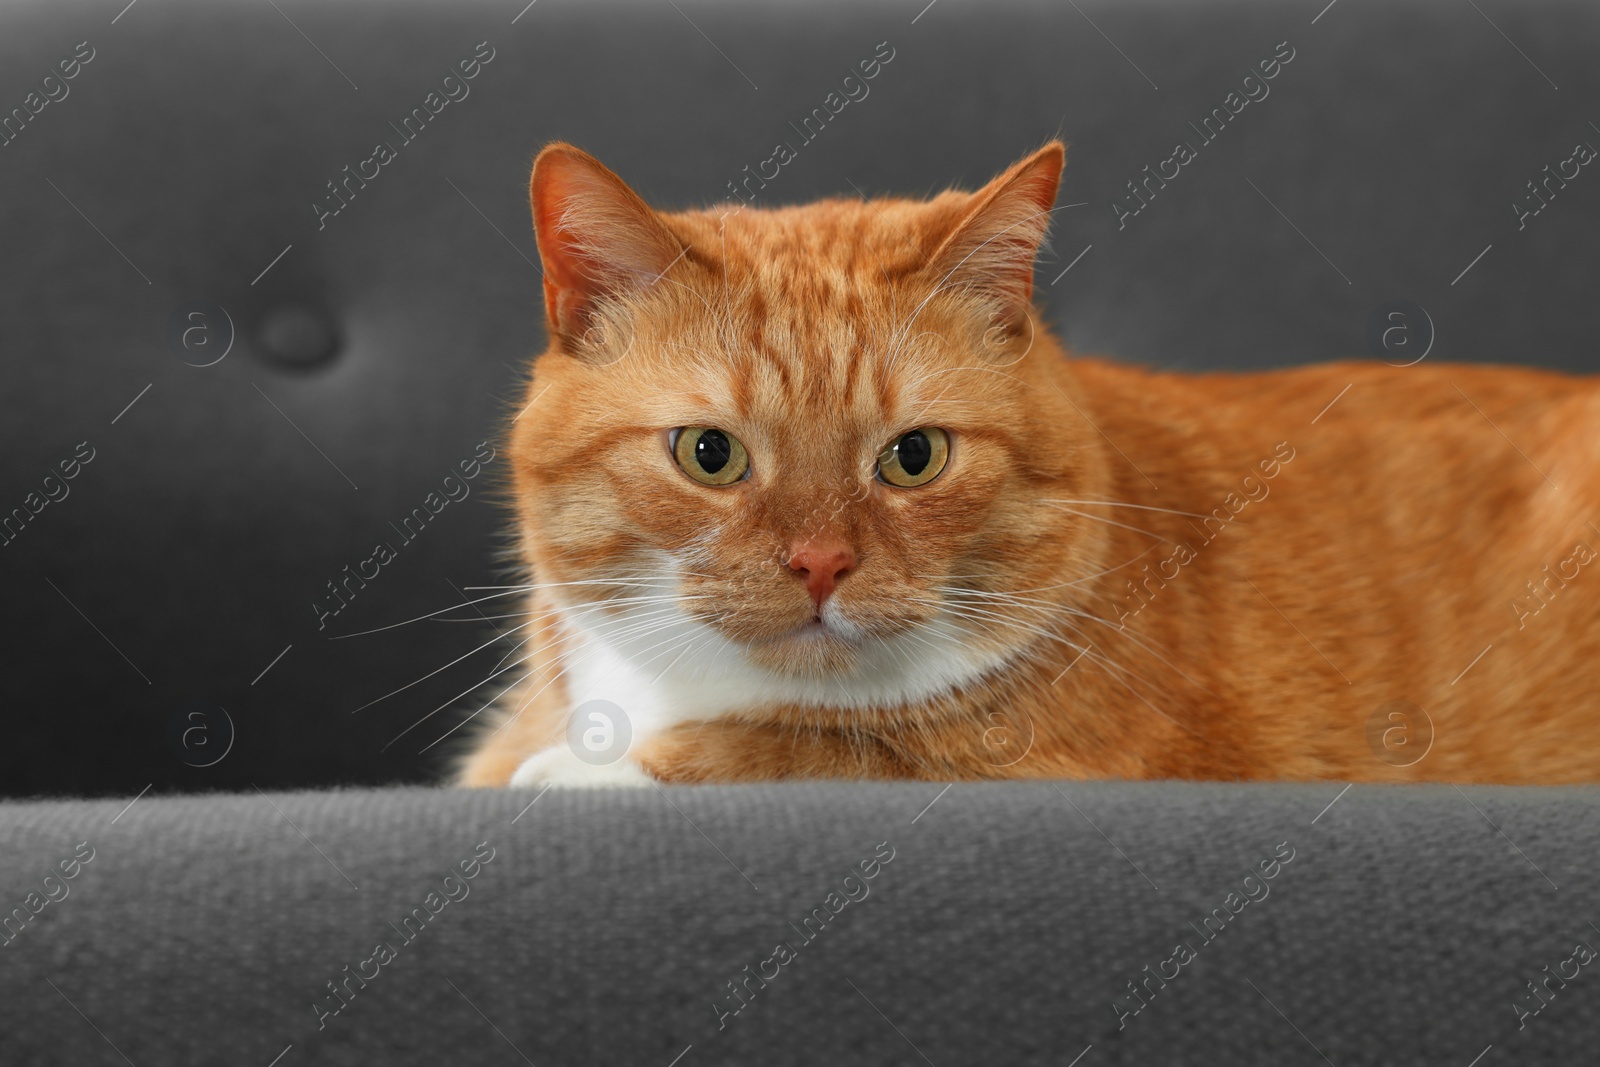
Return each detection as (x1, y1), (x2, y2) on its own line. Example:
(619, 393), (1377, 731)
(507, 590), (1006, 788)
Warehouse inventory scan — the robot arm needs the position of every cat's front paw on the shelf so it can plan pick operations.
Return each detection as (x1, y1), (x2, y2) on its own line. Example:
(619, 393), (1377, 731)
(508, 744), (655, 789)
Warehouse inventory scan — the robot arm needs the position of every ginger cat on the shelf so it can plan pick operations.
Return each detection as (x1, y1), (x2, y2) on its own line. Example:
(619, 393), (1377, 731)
(456, 140), (1600, 789)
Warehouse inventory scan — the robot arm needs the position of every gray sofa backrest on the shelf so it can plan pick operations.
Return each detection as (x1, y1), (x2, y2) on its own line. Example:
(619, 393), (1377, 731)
(2, 0), (1596, 797)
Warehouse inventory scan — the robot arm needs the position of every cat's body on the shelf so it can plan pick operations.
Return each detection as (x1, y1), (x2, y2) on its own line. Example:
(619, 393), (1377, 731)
(456, 142), (1600, 788)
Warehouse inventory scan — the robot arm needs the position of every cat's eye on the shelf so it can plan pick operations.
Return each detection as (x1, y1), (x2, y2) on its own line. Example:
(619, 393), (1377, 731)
(672, 426), (750, 486)
(877, 427), (949, 488)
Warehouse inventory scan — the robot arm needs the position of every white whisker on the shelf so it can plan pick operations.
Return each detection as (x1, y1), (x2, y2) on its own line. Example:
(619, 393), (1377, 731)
(1037, 498), (1212, 520)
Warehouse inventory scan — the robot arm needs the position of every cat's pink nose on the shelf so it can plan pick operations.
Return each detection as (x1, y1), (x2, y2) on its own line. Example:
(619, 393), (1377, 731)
(786, 540), (855, 609)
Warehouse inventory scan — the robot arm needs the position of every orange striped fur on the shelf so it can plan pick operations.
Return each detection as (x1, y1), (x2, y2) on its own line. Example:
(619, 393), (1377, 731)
(456, 141), (1600, 788)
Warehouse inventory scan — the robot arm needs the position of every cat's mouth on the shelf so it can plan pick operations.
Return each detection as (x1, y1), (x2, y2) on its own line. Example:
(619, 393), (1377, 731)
(781, 616), (854, 641)
(738, 611), (866, 675)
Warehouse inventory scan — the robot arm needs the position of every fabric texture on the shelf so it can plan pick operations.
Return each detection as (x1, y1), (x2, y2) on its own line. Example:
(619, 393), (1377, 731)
(3, 782), (1598, 1064)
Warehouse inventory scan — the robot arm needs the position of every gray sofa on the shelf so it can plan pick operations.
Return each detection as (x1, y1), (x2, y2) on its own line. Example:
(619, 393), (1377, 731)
(3, 0), (1598, 1063)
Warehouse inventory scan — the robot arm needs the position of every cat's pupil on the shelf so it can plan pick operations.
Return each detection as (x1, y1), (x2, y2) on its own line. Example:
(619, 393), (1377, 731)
(898, 431), (931, 475)
(696, 429), (732, 473)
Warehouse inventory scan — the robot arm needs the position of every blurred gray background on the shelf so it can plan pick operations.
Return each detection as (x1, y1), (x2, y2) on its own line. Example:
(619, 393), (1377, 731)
(1, 0), (1596, 796)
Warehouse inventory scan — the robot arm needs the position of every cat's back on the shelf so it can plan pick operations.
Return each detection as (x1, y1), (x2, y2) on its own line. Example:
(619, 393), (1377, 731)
(1054, 355), (1600, 782)
(1065, 355), (1599, 495)
(1068, 354), (1593, 426)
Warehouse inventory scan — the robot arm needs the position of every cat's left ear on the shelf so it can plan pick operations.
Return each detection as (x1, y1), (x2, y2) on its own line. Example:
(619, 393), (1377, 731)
(926, 141), (1064, 334)
(530, 142), (686, 351)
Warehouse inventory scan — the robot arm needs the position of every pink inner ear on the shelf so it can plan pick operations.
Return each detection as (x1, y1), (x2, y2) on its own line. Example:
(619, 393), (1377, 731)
(530, 145), (684, 340)
(930, 143), (1065, 314)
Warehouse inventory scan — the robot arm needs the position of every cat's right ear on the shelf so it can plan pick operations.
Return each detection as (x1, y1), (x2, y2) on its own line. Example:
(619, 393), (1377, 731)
(529, 143), (685, 350)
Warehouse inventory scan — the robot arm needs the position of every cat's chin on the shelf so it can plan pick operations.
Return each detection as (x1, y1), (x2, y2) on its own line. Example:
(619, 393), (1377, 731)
(742, 619), (864, 677)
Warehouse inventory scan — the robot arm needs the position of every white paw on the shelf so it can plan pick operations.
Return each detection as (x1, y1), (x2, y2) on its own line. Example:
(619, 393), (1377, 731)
(509, 744), (654, 789)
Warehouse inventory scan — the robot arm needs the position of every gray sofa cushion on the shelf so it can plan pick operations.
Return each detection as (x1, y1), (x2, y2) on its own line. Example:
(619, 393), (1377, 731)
(4, 782), (1597, 1064)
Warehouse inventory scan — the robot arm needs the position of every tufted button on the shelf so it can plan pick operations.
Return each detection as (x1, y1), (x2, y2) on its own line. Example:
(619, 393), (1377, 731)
(255, 305), (341, 367)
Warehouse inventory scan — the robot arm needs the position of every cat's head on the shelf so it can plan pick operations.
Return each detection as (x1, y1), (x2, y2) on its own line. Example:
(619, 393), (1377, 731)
(509, 142), (1106, 711)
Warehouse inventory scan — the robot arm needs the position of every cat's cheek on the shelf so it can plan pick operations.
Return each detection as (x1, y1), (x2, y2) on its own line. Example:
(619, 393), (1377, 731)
(508, 745), (654, 790)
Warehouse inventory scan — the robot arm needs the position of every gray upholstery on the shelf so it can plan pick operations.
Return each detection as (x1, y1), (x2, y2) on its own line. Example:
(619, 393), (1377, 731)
(5, 0), (1600, 1063)
(4, 783), (1598, 1064)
